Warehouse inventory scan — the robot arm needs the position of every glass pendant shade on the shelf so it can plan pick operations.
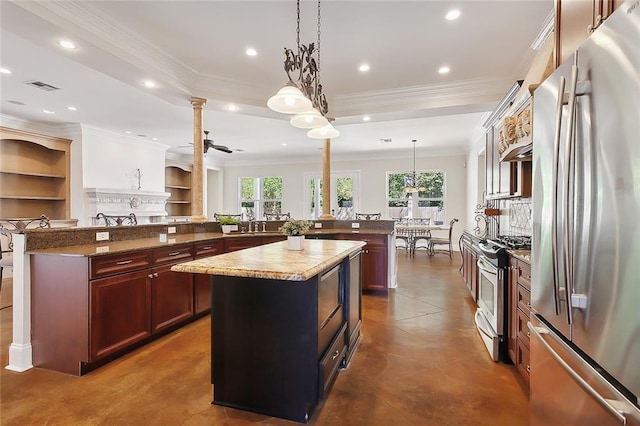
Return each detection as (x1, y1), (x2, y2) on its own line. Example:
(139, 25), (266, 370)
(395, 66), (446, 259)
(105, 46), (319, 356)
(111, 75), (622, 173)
(307, 122), (340, 139)
(267, 83), (312, 114)
(290, 107), (329, 129)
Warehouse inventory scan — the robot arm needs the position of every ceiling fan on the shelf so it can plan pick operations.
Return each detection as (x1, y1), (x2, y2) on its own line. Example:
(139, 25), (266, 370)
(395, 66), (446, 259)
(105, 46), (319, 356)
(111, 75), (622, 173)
(177, 130), (232, 154)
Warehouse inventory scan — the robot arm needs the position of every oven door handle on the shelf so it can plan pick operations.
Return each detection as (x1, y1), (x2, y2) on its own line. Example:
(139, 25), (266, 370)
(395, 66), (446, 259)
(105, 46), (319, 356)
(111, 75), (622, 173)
(474, 309), (497, 339)
(477, 257), (497, 275)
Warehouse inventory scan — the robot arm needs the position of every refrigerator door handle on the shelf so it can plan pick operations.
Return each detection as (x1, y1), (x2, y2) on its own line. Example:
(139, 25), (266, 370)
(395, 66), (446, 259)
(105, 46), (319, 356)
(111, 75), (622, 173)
(562, 63), (580, 326)
(529, 321), (629, 424)
(551, 75), (567, 316)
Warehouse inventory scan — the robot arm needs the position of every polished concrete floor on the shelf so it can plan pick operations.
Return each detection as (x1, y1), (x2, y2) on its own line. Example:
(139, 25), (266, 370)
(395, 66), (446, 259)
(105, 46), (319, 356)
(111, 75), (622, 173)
(0, 253), (529, 425)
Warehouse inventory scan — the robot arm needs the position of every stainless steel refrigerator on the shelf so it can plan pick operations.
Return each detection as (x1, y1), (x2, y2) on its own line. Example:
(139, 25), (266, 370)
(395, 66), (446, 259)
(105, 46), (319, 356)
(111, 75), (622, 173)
(531, 1), (640, 424)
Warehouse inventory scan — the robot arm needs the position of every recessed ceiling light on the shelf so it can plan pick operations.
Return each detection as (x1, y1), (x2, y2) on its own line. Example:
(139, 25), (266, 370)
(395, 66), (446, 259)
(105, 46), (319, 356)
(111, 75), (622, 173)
(59, 40), (76, 49)
(281, 143), (287, 146)
(66, 106), (77, 111)
(439, 66), (450, 74)
(43, 109), (55, 114)
(0, 67), (11, 74)
(359, 64), (370, 72)
(226, 104), (238, 112)
(362, 116), (371, 122)
(152, 137), (158, 141)
(246, 48), (257, 57)
(445, 10), (461, 20)
(124, 130), (132, 134)
(142, 80), (156, 88)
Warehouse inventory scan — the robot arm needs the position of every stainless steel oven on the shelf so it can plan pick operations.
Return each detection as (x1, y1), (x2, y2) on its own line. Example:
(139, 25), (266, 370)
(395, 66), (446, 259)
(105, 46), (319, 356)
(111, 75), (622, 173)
(475, 255), (504, 361)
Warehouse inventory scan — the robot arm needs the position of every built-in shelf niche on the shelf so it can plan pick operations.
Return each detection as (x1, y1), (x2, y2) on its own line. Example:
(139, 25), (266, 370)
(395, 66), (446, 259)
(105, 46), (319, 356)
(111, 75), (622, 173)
(0, 127), (71, 219)
(165, 165), (192, 217)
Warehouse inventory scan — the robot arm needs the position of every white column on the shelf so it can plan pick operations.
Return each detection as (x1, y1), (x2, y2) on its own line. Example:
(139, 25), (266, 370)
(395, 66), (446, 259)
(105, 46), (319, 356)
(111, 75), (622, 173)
(6, 234), (33, 372)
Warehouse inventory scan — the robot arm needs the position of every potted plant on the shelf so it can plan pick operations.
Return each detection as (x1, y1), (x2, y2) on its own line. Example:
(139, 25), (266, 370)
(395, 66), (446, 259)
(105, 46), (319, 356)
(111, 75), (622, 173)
(281, 219), (312, 250)
(218, 215), (240, 234)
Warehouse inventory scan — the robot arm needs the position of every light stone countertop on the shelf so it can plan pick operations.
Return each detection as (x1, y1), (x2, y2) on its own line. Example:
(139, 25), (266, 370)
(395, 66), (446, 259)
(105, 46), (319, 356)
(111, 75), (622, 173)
(171, 239), (366, 281)
(508, 249), (531, 264)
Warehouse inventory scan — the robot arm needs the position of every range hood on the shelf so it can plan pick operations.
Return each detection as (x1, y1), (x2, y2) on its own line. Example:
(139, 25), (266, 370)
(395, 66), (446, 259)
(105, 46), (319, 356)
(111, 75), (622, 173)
(500, 35), (554, 162)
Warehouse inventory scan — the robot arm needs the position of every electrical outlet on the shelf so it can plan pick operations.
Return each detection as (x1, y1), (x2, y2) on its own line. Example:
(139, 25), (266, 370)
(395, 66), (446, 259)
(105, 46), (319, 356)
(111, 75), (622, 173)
(314, 222), (322, 229)
(168, 226), (176, 234)
(351, 222), (360, 229)
(159, 233), (168, 243)
(96, 246), (110, 253)
(96, 231), (109, 241)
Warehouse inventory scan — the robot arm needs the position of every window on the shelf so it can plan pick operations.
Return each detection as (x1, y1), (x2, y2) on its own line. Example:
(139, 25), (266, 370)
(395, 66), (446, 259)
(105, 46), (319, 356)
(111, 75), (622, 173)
(239, 177), (283, 220)
(304, 171), (359, 220)
(387, 171), (445, 222)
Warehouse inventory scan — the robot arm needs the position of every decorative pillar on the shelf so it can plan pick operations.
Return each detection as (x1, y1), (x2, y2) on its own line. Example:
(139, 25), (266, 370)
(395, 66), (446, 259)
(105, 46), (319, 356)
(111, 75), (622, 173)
(190, 97), (207, 222)
(320, 138), (335, 220)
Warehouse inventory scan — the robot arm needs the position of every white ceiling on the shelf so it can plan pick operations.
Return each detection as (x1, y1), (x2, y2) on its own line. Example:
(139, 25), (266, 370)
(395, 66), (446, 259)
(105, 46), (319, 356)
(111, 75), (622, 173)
(0, 0), (553, 164)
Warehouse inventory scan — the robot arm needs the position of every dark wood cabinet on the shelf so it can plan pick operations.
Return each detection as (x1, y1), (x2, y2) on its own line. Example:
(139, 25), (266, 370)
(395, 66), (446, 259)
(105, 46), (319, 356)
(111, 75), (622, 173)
(508, 255), (531, 386)
(193, 240), (223, 314)
(336, 234), (387, 291)
(555, 0), (623, 67)
(151, 263), (194, 333)
(460, 232), (479, 301)
(344, 251), (362, 367)
(90, 269), (151, 360)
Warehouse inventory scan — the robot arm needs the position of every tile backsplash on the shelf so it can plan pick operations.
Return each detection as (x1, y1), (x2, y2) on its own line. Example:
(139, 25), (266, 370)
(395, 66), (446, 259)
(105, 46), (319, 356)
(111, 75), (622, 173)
(499, 198), (532, 236)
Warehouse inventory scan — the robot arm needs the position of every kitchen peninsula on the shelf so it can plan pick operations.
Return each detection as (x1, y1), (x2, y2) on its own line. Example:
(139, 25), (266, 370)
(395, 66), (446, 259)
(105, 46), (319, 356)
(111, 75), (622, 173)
(172, 239), (365, 423)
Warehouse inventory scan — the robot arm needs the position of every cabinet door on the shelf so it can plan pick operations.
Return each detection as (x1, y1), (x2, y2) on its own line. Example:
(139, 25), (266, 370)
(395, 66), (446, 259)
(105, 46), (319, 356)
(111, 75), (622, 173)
(90, 269), (151, 361)
(224, 236), (262, 252)
(151, 263), (194, 333)
(470, 250), (478, 302)
(508, 259), (519, 364)
(193, 240), (222, 314)
(362, 245), (388, 291)
(556, 0), (595, 67)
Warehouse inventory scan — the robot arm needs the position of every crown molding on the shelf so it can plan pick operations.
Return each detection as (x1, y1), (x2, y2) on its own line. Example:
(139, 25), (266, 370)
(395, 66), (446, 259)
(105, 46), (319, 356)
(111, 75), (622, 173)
(0, 113), (80, 138)
(332, 77), (514, 117)
(79, 124), (171, 151)
(11, 1), (198, 93)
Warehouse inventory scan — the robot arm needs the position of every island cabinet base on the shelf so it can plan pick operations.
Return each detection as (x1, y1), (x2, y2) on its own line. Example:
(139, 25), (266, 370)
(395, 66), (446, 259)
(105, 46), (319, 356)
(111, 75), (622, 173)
(210, 260), (355, 423)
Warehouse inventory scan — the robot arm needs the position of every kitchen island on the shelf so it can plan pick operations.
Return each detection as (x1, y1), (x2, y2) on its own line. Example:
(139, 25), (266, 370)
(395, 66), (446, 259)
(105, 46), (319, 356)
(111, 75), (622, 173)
(171, 239), (365, 423)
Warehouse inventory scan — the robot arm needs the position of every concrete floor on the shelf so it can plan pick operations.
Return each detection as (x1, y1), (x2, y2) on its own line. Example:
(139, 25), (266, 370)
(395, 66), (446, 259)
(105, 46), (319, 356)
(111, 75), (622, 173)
(0, 253), (529, 425)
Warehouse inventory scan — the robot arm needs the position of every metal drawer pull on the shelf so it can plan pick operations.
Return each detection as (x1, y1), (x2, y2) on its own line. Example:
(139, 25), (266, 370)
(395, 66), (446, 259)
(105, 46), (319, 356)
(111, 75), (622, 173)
(153, 272), (158, 278)
(201, 246), (213, 250)
(168, 251), (181, 256)
(332, 350), (340, 360)
(147, 274), (154, 279)
(527, 331), (531, 338)
(526, 365), (530, 373)
(116, 260), (133, 265)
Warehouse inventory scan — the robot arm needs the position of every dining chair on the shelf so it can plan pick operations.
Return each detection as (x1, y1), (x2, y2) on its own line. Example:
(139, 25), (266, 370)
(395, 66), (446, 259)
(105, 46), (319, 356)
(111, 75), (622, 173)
(0, 215), (50, 293)
(428, 218), (459, 259)
(413, 229), (432, 257)
(356, 212), (381, 220)
(394, 227), (412, 257)
(264, 212), (291, 221)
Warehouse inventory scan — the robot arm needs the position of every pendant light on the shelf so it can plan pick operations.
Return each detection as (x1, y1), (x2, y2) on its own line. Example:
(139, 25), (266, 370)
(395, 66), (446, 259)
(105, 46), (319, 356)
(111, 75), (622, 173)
(290, 107), (329, 129)
(307, 122), (340, 139)
(403, 139), (426, 194)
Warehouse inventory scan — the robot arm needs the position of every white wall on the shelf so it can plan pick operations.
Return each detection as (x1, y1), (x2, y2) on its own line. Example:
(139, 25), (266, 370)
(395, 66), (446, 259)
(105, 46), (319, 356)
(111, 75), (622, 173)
(466, 132), (487, 233)
(223, 153), (468, 243)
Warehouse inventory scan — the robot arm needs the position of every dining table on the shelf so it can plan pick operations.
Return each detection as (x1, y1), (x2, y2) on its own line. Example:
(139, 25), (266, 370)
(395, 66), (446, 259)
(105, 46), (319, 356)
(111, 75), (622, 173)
(395, 223), (450, 258)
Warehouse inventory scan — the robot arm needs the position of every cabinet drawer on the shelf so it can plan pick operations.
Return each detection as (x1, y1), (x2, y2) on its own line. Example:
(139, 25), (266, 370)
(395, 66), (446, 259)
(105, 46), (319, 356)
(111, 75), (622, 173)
(516, 337), (531, 385)
(516, 308), (531, 349)
(517, 284), (531, 314)
(153, 244), (193, 265)
(517, 261), (531, 290)
(338, 234), (386, 246)
(90, 251), (152, 279)
(319, 323), (347, 398)
(318, 305), (344, 357)
(194, 240), (222, 258)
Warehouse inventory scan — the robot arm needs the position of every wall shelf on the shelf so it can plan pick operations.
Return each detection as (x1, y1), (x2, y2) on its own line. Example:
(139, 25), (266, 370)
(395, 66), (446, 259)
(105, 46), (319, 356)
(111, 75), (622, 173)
(165, 165), (192, 217)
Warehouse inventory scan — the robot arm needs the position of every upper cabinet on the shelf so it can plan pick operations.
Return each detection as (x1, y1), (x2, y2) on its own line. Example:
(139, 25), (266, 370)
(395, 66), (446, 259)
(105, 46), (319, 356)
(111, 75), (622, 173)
(555, 0), (624, 66)
(0, 127), (71, 219)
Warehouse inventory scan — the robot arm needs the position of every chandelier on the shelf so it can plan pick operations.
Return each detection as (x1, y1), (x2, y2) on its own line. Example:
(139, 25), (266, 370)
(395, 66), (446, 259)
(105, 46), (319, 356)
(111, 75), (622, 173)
(403, 139), (426, 194)
(267, 0), (340, 139)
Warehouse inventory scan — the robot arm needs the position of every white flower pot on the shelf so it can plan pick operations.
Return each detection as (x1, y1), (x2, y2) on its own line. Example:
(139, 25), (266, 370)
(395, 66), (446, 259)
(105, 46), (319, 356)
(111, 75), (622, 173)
(221, 224), (238, 234)
(287, 235), (305, 250)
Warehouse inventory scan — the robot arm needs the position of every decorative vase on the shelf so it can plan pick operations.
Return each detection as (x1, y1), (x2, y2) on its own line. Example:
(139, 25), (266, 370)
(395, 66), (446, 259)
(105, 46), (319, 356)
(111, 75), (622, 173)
(287, 235), (305, 250)
(221, 224), (238, 234)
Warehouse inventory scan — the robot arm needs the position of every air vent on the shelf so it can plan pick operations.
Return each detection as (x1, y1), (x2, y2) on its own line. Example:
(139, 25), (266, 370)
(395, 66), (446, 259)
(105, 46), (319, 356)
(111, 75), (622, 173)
(24, 80), (60, 91)
(7, 100), (25, 105)
(380, 138), (392, 143)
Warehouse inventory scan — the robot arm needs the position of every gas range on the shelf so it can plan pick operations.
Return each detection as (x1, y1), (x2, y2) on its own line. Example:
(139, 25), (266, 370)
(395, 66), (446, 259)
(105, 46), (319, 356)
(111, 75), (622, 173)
(478, 235), (531, 268)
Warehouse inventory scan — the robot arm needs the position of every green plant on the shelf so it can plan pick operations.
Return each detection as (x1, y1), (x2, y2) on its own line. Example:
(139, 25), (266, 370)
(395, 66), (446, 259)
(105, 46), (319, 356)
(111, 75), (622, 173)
(218, 215), (240, 225)
(280, 219), (312, 236)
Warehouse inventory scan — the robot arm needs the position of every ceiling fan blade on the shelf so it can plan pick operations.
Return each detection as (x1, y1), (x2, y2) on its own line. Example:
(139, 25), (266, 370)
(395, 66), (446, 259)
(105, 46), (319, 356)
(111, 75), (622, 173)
(213, 145), (232, 154)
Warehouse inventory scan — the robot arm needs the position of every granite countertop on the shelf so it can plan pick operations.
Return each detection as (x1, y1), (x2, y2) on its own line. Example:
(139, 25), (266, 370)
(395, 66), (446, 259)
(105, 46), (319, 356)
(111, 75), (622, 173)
(171, 239), (367, 281)
(508, 249), (531, 264)
(25, 228), (391, 257)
